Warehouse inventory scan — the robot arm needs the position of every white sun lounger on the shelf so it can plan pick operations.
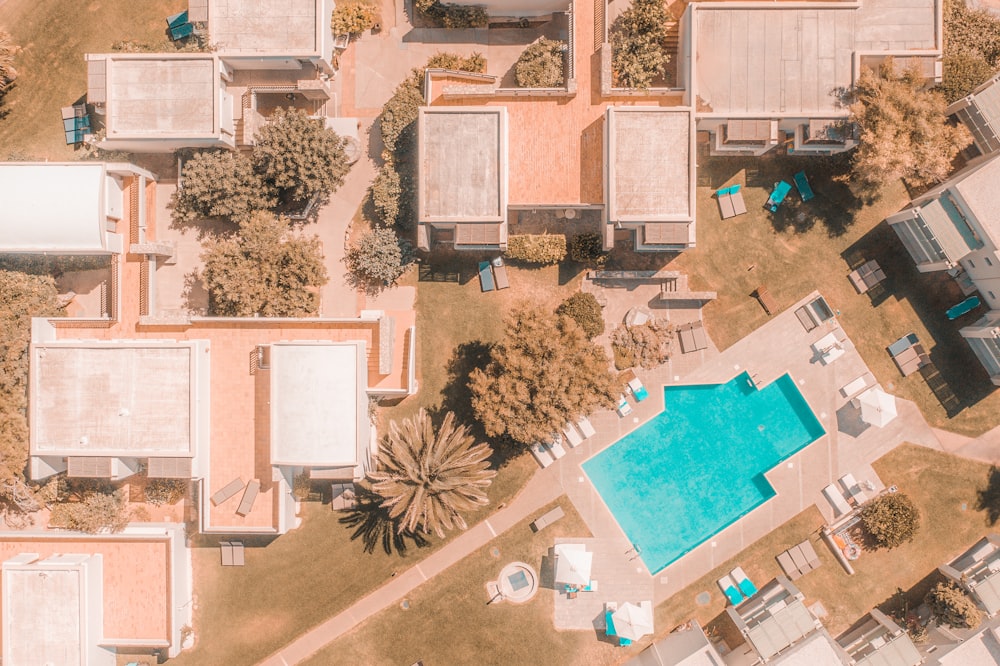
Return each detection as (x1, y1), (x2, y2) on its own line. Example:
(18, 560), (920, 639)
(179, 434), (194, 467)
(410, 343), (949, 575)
(547, 436), (567, 459)
(617, 395), (632, 417)
(562, 423), (583, 448)
(577, 416), (597, 439)
(822, 483), (853, 516)
(530, 442), (554, 468)
(839, 473), (868, 503)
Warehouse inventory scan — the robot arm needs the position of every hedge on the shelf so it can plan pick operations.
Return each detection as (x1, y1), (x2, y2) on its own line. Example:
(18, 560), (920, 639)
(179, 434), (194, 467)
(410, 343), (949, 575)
(505, 234), (567, 264)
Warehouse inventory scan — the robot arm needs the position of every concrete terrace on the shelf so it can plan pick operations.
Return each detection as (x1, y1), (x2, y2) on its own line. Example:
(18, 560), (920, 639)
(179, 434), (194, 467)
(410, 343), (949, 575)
(206, 0), (320, 52)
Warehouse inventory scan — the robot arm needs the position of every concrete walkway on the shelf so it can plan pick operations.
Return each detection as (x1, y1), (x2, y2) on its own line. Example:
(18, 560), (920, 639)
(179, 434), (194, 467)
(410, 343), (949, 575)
(259, 467), (565, 666)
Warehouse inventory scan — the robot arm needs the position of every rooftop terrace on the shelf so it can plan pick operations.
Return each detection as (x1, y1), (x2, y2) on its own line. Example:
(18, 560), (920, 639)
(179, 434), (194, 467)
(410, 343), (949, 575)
(104, 56), (217, 136)
(205, 0), (320, 53)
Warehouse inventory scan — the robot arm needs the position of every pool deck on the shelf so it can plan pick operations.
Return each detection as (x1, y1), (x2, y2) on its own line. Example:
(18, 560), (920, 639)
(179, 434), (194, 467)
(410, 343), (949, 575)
(555, 290), (944, 604)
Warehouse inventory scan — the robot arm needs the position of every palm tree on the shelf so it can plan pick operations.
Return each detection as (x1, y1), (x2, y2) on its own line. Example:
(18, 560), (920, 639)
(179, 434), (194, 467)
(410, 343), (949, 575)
(0, 31), (19, 87)
(368, 409), (496, 538)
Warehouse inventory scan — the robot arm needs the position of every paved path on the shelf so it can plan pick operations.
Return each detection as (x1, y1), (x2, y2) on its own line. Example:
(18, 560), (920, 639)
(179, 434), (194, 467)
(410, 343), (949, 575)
(259, 468), (565, 666)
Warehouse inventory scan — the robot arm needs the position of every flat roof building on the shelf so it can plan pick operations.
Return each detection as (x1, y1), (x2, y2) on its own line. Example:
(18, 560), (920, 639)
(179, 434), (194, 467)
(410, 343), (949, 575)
(836, 608), (922, 666)
(940, 534), (1000, 615)
(29, 338), (210, 481)
(417, 107), (509, 251)
(948, 72), (1000, 157)
(625, 620), (724, 665)
(0, 162), (155, 255)
(86, 54), (236, 153)
(604, 106), (696, 251)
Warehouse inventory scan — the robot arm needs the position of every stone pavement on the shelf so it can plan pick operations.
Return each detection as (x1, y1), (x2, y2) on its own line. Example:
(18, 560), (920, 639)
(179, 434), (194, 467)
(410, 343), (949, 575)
(259, 467), (565, 666)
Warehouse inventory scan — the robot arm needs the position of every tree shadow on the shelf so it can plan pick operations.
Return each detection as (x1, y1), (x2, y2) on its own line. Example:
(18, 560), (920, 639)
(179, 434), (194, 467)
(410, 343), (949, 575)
(439, 340), (492, 428)
(337, 484), (430, 555)
(976, 466), (1000, 525)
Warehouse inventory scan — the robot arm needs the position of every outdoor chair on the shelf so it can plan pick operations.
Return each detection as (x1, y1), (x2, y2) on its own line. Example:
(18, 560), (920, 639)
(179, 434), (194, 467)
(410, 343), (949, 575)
(529, 441), (554, 468)
(210, 477), (244, 506)
(716, 188), (736, 219)
(576, 416), (597, 439)
(777, 550), (801, 580)
(236, 479), (260, 516)
(754, 286), (778, 315)
(478, 261), (495, 292)
(793, 171), (815, 202)
(561, 423), (583, 448)
(765, 181), (792, 212)
(491, 256), (510, 290)
(167, 10), (194, 40)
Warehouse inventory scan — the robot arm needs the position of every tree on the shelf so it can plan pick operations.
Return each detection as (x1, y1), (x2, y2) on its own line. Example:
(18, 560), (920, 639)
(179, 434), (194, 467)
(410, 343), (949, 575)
(557, 293), (605, 339)
(371, 163), (402, 226)
(379, 70), (424, 156)
(331, 0), (378, 36)
(173, 151), (276, 223)
(860, 491), (920, 549)
(201, 211), (328, 316)
(515, 38), (565, 88)
(252, 107), (350, 204)
(611, 320), (675, 369)
(850, 61), (972, 194)
(51, 488), (131, 534)
(939, 52), (996, 104)
(368, 409), (496, 537)
(0, 30), (19, 88)
(610, 0), (671, 89)
(925, 582), (982, 629)
(345, 227), (405, 293)
(469, 305), (617, 445)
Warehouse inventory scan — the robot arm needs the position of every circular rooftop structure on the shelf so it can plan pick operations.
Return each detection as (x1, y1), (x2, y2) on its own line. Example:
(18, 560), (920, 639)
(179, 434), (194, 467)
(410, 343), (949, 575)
(497, 562), (538, 604)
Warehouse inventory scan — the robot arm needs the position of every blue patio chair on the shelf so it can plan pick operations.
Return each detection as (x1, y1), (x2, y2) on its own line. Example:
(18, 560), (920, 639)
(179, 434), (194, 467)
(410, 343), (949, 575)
(793, 171), (815, 202)
(478, 261), (495, 292)
(167, 10), (194, 40)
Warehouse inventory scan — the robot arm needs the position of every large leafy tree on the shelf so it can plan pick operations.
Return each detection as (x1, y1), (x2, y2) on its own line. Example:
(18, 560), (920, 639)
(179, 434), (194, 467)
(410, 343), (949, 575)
(368, 409), (496, 538)
(252, 107), (350, 204)
(469, 305), (617, 445)
(926, 582), (982, 629)
(860, 491), (920, 549)
(850, 61), (972, 194)
(610, 0), (671, 89)
(345, 227), (405, 294)
(173, 151), (277, 223)
(201, 211), (328, 316)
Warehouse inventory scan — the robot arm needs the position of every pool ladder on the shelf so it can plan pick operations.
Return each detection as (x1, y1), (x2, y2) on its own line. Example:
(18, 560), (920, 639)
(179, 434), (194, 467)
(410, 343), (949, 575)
(748, 372), (762, 389)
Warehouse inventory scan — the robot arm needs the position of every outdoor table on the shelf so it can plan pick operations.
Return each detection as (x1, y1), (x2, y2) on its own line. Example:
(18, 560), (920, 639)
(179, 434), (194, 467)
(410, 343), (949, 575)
(849, 260), (886, 293)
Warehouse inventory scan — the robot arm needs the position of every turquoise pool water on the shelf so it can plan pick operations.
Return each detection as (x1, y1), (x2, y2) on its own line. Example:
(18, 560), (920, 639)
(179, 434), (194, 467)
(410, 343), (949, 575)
(582, 372), (825, 574)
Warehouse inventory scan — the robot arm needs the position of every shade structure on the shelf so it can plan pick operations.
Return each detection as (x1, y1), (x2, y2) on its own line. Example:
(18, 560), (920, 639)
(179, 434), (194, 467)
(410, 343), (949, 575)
(554, 544), (593, 586)
(858, 387), (897, 427)
(612, 602), (654, 641)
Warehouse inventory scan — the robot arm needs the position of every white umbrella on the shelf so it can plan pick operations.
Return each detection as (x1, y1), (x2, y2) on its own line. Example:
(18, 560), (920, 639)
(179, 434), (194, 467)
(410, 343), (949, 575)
(858, 387), (897, 427)
(612, 602), (654, 641)
(554, 544), (593, 586)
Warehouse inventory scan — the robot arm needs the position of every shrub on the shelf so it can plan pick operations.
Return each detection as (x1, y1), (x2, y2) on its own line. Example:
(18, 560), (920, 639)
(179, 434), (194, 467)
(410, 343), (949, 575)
(415, 1), (489, 28)
(371, 161), (402, 226)
(939, 52), (995, 104)
(426, 51), (486, 73)
(925, 582), (982, 629)
(569, 233), (608, 266)
(944, 0), (1000, 67)
(252, 107), (350, 204)
(611, 320), (674, 369)
(202, 211), (328, 316)
(51, 489), (131, 534)
(332, 0), (378, 35)
(144, 478), (188, 505)
(505, 234), (567, 264)
(860, 492), (920, 549)
(610, 0), (671, 88)
(515, 38), (565, 88)
(174, 151), (276, 223)
(346, 227), (406, 293)
(557, 293), (605, 339)
(380, 70), (424, 156)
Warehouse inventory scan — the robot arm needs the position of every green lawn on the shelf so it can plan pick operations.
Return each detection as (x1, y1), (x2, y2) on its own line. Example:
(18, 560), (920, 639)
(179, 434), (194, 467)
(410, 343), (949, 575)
(0, 0), (184, 160)
(300, 497), (621, 666)
(657, 444), (998, 646)
(675, 155), (1000, 436)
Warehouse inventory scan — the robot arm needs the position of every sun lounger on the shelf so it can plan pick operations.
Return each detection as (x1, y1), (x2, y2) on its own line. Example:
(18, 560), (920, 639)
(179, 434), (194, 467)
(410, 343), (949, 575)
(231, 541), (245, 566)
(220, 541), (234, 566)
(529, 441), (554, 468)
(627, 377), (649, 401)
(730, 567), (758, 598)
(794, 171), (815, 202)
(211, 477), (245, 506)
(562, 423), (583, 448)
(754, 286), (778, 315)
(576, 416), (597, 439)
(717, 188), (737, 219)
(679, 320), (709, 353)
(583, 580), (598, 592)
(478, 261), (495, 292)
(547, 436), (567, 459)
(840, 373), (874, 398)
(839, 473), (867, 504)
(491, 257), (510, 290)
(236, 479), (260, 516)
(799, 540), (821, 569)
(331, 483), (357, 510)
(731, 187), (747, 216)
(947, 295), (980, 320)
(765, 180), (792, 212)
(530, 506), (564, 532)
(717, 575), (744, 606)
(605, 601), (618, 635)
(617, 395), (632, 417)
(777, 551), (802, 580)
(823, 483), (853, 517)
(790, 545), (810, 573)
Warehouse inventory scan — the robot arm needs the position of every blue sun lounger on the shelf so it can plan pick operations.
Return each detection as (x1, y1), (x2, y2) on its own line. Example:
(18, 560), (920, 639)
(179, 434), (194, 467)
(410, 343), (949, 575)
(717, 574), (744, 606)
(765, 181), (792, 212)
(793, 171), (815, 202)
(946, 295), (980, 320)
(731, 566), (758, 598)
(478, 261), (495, 292)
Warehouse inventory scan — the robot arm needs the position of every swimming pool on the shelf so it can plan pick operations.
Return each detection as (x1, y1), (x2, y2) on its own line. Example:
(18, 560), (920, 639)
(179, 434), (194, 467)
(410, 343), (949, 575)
(582, 372), (825, 574)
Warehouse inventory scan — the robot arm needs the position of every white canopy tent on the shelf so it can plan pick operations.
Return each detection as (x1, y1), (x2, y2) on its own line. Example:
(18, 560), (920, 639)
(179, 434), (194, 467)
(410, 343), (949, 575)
(613, 601), (654, 641)
(858, 387), (897, 427)
(554, 543), (593, 587)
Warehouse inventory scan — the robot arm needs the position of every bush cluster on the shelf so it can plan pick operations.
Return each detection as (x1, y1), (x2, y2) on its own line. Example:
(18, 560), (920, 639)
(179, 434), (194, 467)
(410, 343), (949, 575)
(610, 319), (674, 369)
(925, 582), (982, 629)
(940, 0), (1000, 102)
(860, 491), (920, 549)
(569, 233), (608, 266)
(332, 0), (378, 36)
(610, 0), (671, 89)
(426, 51), (486, 73)
(51, 488), (131, 534)
(505, 234), (567, 264)
(557, 293), (605, 339)
(514, 38), (565, 88)
(144, 478), (188, 506)
(415, 0), (489, 28)
(345, 227), (406, 293)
